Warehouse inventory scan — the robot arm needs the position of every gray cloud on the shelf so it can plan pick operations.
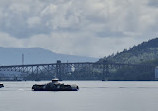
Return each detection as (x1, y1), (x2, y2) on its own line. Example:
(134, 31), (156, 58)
(96, 31), (126, 38)
(0, 0), (158, 57)
(148, 0), (158, 7)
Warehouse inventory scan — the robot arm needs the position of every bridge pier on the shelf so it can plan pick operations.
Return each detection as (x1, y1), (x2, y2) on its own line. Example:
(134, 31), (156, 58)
(56, 60), (62, 81)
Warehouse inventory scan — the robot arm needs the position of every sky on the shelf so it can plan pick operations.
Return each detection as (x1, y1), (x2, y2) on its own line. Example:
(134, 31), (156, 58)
(0, 0), (158, 58)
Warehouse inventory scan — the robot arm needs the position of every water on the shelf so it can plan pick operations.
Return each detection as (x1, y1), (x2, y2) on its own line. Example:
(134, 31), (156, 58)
(1, 81), (158, 111)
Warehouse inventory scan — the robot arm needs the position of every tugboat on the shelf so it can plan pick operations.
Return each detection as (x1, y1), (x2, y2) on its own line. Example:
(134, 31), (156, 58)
(0, 83), (4, 88)
(32, 78), (79, 91)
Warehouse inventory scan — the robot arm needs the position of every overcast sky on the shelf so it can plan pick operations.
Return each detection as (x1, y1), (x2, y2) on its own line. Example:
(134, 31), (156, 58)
(0, 0), (158, 58)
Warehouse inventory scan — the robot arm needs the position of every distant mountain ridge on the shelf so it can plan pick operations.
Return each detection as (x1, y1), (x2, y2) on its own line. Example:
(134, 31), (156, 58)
(100, 38), (158, 64)
(0, 47), (98, 65)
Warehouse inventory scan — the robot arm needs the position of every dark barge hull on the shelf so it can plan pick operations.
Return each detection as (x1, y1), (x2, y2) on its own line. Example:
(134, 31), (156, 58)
(32, 84), (79, 91)
(0, 84), (4, 88)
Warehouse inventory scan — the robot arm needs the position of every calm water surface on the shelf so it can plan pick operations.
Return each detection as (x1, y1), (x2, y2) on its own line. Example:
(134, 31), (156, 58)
(1, 81), (158, 111)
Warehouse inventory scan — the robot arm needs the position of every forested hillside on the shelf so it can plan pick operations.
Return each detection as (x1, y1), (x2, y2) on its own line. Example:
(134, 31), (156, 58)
(100, 38), (158, 64)
(98, 38), (158, 80)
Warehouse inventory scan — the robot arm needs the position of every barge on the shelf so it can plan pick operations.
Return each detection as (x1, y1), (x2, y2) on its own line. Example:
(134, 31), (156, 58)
(32, 78), (79, 91)
(0, 83), (4, 88)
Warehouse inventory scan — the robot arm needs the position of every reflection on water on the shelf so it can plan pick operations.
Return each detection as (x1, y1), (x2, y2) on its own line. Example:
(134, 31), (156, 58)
(1, 81), (158, 111)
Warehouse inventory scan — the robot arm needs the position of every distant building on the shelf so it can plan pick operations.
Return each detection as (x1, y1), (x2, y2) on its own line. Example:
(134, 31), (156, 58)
(155, 66), (158, 79)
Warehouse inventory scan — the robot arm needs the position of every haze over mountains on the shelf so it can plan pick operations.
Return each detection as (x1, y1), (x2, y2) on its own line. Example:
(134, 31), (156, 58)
(0, 47), (98, 65)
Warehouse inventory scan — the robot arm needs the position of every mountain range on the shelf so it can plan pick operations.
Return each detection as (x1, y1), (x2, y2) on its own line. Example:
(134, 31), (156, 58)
(0, 47), (98, 65)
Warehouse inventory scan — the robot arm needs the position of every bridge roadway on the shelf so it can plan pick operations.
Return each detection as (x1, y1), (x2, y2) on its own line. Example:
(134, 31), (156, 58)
(0, 60), (155, 81)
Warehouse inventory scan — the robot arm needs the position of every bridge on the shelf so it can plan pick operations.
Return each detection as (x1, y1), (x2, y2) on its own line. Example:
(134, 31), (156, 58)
(0, 60), (155, 81)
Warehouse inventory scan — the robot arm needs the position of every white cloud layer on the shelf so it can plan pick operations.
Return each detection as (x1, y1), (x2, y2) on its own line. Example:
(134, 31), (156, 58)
(0, 0), (158, 57)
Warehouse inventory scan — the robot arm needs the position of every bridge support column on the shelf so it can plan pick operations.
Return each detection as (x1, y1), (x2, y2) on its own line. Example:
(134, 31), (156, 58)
(56, 60), (62, 81)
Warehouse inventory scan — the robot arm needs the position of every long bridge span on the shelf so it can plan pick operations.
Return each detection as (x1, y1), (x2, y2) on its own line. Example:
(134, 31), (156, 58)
(0, 60), (155, 81)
